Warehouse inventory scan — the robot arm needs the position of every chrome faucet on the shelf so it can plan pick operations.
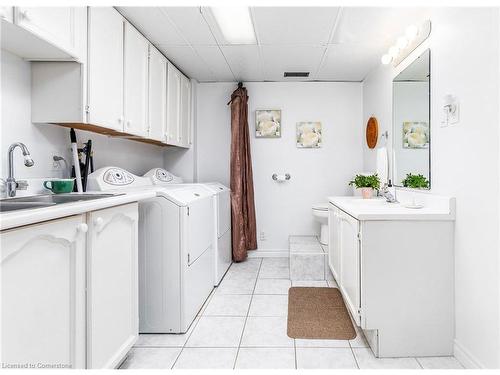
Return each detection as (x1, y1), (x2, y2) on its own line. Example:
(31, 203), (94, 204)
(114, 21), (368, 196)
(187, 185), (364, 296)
(380, 183), (398, 203)
(6, 142), (34, 197)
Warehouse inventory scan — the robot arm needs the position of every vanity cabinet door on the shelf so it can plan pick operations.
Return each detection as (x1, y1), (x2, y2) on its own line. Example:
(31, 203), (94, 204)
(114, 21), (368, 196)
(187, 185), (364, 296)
(0, 215), (86, 369)
(87, 203), (138, 369)
(338, 210), (361, 325)
(328, 205), (341, 281)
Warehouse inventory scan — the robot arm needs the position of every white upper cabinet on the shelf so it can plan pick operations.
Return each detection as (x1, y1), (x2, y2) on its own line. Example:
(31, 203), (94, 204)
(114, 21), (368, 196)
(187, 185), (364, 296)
(29, 6), (192, 148)
(87, 7), (124, 131)
(10, 7), (87, 61)
(179, 75), (192, 148)
(86, 203), (139, 369)
(148, 45), (167, 142)
(167, 63), (182, 146)
(1, 215), (87, 369)
(124, 22), (149, 137)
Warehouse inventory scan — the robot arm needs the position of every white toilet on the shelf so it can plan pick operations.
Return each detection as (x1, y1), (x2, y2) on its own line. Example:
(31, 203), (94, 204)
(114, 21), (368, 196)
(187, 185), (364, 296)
(312, 203), (329, 245)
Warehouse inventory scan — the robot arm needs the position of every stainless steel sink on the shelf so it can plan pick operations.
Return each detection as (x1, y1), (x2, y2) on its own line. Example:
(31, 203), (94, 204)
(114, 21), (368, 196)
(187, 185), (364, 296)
(0, 193), (121, 213)
(0, 201), (55, 212)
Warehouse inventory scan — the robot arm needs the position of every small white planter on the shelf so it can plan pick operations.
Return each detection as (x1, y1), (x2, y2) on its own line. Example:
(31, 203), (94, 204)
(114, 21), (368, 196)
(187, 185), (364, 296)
(361, 187), (374, 199)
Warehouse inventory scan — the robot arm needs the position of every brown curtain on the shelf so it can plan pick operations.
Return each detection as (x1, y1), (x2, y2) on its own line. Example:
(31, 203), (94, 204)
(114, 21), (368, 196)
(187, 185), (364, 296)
(228, 83), (257, 262)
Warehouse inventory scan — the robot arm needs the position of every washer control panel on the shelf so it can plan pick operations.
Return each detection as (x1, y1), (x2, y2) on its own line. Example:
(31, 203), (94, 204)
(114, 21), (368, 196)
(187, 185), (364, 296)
(87, 167), (153, 191)
(103, 168), (135, 186)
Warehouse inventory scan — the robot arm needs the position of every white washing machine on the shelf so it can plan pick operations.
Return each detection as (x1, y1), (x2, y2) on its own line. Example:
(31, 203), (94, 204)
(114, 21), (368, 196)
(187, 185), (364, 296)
(88, 167), (215, 334)
(144, 169), (232, 285)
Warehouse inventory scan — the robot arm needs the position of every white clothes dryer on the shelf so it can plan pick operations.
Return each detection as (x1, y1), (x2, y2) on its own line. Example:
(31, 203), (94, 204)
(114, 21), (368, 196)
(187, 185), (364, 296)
(143, 169), (232, 285)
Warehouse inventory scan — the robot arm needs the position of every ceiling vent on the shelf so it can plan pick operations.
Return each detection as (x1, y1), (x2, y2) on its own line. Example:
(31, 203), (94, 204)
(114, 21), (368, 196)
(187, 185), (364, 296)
(284, 72), (309, 78)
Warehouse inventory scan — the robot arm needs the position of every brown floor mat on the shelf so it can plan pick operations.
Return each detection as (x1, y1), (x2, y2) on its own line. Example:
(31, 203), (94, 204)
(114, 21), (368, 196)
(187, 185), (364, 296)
(287, 287), (356, 340)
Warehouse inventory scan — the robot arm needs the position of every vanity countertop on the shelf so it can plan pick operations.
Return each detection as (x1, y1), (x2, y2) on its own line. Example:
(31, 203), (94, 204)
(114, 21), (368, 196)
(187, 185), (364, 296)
(328, 195), (456, 221)
(0, 189), (157, 231)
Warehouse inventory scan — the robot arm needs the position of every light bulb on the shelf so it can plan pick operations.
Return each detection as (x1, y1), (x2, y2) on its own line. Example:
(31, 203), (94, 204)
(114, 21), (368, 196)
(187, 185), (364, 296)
(381, 54), (392, 65)
(388, 46), (400, 58)
(405, 25), (419, 41)
(397, 36), (409, 49)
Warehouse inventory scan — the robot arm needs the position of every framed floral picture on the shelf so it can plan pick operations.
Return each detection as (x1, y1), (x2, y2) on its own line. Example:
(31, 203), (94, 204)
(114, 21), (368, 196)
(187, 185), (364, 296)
(402, 121), (429, 149)
(296, 122), (322, 148)
(255, 110), (281, 138)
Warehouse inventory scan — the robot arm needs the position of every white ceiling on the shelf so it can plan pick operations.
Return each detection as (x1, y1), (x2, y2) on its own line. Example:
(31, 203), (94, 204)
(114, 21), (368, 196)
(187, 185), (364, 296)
(117, 6), (430, 83)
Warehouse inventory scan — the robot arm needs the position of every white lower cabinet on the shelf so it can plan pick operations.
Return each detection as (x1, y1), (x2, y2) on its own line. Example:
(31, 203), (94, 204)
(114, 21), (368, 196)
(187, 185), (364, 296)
(1, 215), (87, 369)
(0, 6), (14, 22)
(86, 203), (139, 369)
(337, 209), (361, 326)
(328, 202), (455, 358)
(0, 203), (139, 369)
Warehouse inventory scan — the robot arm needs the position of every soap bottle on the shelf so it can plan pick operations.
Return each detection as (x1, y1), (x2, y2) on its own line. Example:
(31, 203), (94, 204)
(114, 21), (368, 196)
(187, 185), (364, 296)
(388, 179), (396, 198)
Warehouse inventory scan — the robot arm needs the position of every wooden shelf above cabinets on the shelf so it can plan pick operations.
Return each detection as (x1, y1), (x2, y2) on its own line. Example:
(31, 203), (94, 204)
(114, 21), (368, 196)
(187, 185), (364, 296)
(51, 122), (170, 147)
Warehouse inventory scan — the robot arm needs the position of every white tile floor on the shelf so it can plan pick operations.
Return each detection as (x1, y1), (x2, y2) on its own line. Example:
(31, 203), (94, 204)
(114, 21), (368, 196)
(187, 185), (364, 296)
(120, 257), (464, 369)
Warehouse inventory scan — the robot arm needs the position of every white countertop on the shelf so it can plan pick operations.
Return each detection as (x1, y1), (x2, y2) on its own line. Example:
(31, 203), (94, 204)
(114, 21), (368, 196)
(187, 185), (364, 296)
(328, 195), (456, 221)
(0, 190), (157, 231)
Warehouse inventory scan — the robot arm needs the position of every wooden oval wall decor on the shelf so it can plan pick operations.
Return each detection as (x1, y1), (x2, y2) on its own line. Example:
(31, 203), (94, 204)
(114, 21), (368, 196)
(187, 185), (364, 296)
(366, 117), (379, 149)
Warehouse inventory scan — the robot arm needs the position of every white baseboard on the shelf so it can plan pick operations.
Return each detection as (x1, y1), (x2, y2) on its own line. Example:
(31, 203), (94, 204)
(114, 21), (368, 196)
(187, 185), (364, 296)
(247, 249), (289, 258)
(454, 339), (483, 369)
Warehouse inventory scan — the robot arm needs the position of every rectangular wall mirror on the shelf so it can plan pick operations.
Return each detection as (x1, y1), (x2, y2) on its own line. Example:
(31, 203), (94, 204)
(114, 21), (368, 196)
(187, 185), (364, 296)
(392, 49), (431, 189)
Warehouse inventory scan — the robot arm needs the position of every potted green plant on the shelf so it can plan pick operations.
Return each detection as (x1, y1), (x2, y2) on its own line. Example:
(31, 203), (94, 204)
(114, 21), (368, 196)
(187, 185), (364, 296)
(349, 174), (381, 199)
(401, 173), (430, 189)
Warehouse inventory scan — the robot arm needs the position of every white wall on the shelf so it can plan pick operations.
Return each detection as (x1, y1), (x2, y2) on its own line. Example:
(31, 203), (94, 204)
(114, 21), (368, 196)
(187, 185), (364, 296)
(197, 82), (363, 251)
(1, 51), (165, 186)
(362, 9), (500, 368)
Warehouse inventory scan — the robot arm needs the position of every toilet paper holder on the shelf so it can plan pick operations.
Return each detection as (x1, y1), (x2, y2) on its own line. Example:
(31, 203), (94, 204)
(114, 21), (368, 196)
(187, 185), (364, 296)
(272, 173), (291, 182)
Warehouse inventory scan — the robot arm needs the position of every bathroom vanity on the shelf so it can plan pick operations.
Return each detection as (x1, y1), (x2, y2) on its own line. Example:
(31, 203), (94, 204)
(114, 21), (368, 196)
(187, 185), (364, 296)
(328, 191), (455, 358)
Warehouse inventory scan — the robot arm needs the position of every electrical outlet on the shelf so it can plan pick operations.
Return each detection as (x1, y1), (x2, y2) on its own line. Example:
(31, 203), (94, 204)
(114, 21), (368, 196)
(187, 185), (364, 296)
(259, 231), (266, 241)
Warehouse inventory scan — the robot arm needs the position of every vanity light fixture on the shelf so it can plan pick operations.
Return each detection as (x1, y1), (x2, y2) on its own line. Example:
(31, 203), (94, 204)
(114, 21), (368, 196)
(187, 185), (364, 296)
(211, 7), (256, 44)
(381, 20), (431, 66)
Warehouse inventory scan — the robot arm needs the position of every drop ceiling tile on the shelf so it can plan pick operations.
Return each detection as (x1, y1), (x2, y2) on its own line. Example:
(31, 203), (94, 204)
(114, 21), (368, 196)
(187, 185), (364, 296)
(220, 45), (263, 82)
(117, 7), (186, 45)
(193, 45), (235, 81)
(260, 45), (326, 81)
(162, 7), (218, 46)
(316, 44), (381, 81)
(157, 45), (213, 81)
(252, 7), (340, 45)
(333, 7), (431, 46)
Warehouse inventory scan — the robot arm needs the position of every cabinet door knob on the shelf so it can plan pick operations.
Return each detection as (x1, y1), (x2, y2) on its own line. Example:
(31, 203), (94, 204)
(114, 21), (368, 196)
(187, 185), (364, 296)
(126, 120), (131, 128)
(77, 223), (88, 233)
(20, 10), (29, 20)
(94, 217), (104, 232)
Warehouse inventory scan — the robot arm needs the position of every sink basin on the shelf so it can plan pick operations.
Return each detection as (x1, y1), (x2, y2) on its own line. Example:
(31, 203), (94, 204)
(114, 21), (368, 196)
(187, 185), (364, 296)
(350, 199), (398, 207)
(0, 193), (121, 213)
(0, 201), (55, 212)
(351, 199), (388, 204)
